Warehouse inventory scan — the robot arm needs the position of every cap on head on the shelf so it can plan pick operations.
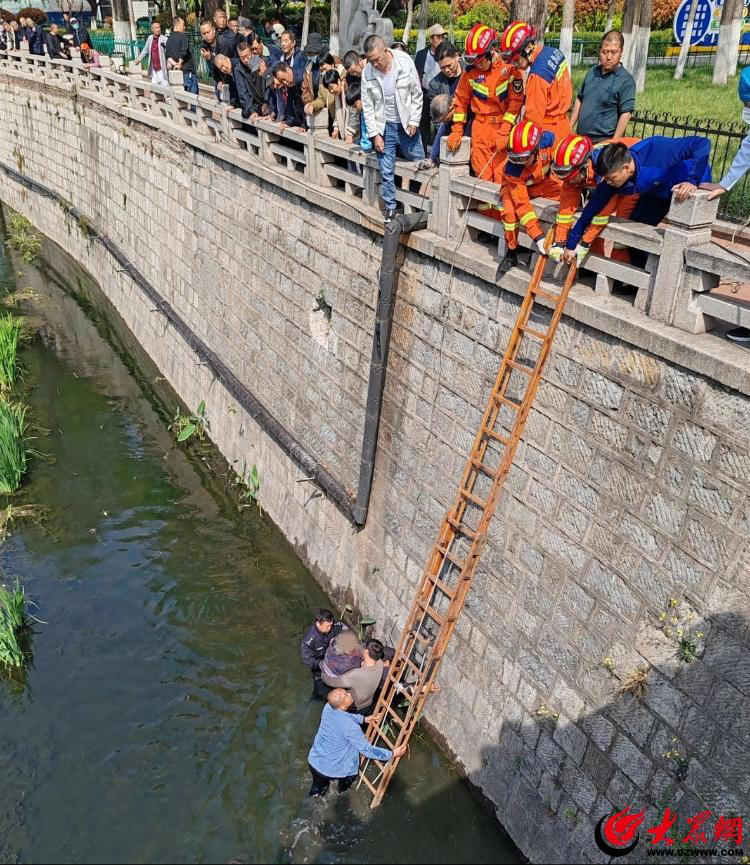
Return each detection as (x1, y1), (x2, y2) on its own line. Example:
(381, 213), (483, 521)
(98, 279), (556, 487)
(427, 23), (446, 38)
(552, 134), (593, 177)
(272, 22), (284, 37)
(463, 24), (497, 64)
(303, 32), (325, 55)
(499, 20), (536, 60)
(508, 120), (541, 163)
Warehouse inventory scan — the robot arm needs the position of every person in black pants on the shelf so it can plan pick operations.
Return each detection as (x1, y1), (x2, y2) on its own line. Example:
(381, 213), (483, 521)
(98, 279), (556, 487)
(300, 608), (346, 701)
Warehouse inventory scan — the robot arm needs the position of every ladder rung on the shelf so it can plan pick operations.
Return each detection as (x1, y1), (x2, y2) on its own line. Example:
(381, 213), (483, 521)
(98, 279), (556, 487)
(408, 627), (435, 648)
(460, 489), (488, 509)
(385, 704), (404, 726)
(480, 426), (510, 445)
(533, 287), (563, 303)
(494, 393), (521, 411)
(417, 597), (447, 624)
(470, 456), (496, 478)
(446, 515), (477, 539)
(358, 772), (379, 795)
(507, 359), (535, 375)
(520, 324), (548, 341)
(436, 546), (465, 571)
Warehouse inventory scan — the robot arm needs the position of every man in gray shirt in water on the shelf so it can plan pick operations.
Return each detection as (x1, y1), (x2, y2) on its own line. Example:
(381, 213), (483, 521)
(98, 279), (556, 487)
(323, 638), (385, 714)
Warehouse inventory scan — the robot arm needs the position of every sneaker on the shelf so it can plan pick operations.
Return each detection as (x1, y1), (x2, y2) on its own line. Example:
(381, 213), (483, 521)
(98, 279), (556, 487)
(384, 207), (397, 224)
(726, 326), (750, 343)
(499, 249), (518, 273)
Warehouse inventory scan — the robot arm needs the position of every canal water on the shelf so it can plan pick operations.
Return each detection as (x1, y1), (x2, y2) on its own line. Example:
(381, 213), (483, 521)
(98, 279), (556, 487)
(0, 211), (519, 864)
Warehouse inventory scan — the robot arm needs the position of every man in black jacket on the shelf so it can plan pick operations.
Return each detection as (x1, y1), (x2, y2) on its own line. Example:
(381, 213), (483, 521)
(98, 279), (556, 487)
(166, 15), (198, 94)
(233, 41), (270, 118)
(428, 41), (463, 102)
(213, 7), (239, 59)
(25, 17), (45, 55)
(301, 609), (347, 701)
(64, 13), (91, 50)
(414, 23), (446, 148)
(44, 22), (69, 59)
(271, 60), (306, 129)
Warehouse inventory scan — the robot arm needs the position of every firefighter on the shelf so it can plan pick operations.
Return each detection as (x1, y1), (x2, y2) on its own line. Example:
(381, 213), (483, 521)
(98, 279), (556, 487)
(562, 135), (712, 267)
(498, 20), (572, 144)
(499, 120), (562, 273)
(446, 23), (524, 196)
(548, 133), (640, 264)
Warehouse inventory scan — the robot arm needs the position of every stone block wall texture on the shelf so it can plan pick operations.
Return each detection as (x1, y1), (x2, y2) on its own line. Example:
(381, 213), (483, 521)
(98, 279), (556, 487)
(2, 76), (750, 863)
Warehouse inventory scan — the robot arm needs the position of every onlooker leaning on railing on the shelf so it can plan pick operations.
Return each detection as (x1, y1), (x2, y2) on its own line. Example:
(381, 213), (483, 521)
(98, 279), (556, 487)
(233, 41), (271, 119)
(272, 61), (306, 130)
(44, 23), (69, 61)
(570, 30), (635, 143)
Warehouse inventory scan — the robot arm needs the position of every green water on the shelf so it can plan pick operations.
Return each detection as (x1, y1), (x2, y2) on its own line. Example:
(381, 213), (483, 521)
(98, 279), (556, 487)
(0, 214), (519, 864)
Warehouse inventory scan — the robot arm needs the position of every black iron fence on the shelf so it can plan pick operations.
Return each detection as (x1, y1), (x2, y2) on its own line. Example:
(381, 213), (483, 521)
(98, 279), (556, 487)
(546, 39), (750, 69)
(628, 111), (750, 222)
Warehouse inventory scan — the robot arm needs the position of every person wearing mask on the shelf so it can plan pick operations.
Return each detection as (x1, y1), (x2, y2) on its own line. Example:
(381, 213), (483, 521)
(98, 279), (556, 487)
(499, 121), (562, 272)
(361, 34), (424, 222)
(414, 23), (446, 148)
(271, 60), (306, 130)
(166, 15), (198, 94)
(571, 31), (635, 143)
(301, 608), (346, 701)
(65, 14), (91, 50)
(307, 688), (406, 797)
(44, 22), (69, 59)
(213, 8), (238, 58)
(137, 20), (168, 86)
(233, 41), (271, 118)
(428, 41), (463, 103)
(266, 22), (284, 62)
(301, 32), (326, 115)
(563, 136), (712, 267)
(499, 20), (573, 144)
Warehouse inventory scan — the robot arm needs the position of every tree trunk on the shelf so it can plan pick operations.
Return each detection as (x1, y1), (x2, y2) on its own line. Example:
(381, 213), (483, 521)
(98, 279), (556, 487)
(674, 0), (699, 80)
(329, 0), (340, 56)
(509, 0), (549, 38)
(631, 0), (652, 93)
(126, 0), (137, 39)
(415, 0), (428, 52)
(112, 0), (131, 41)
(621, 0), (639, 70)
(714, 0), (742, 84)
(605, 0), (616, 31)
(402, 0), (414, 45)
(170, 0), (177, 19)
(203, 0), (222, 19)
(301, 0), (311, 46)
(559, 0), (575, 65)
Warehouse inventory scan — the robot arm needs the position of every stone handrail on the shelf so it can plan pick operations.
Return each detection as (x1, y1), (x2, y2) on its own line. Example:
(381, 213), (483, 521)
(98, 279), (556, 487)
(0, 48), (745, 337)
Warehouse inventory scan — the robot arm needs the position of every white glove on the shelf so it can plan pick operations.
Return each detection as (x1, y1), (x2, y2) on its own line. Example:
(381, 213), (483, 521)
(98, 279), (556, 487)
(548, 244), (564, 263)
(575, 243), (590, 266)
(535, 237), (547, 256)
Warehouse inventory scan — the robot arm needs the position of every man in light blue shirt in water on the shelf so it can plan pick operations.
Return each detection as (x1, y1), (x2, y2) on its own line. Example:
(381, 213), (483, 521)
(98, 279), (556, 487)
(307, 687), (407, 796)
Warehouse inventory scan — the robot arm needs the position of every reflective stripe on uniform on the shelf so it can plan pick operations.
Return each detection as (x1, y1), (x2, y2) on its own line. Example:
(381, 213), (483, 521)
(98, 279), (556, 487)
(470, 81), (489, 97)
(520, 211), (537, 226)
(503, 221), (518, 230)
(453, 112), (467, 122)
(556, 214), (574, 223)
(591, 215), (610, 225)
(496, 80), (509, 97)
(502, 112), (517, 124)
(555, 59), (569, 80)
(478, 203), (492, 211)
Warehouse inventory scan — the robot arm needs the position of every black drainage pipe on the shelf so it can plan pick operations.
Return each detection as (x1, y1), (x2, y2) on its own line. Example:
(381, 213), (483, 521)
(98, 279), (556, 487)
(354, 211), (428, 526)
(0, 161), (359, 524)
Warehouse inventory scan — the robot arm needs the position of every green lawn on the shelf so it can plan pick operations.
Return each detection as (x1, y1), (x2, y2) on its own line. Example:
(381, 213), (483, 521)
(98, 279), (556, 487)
(572, 65), (741, 125)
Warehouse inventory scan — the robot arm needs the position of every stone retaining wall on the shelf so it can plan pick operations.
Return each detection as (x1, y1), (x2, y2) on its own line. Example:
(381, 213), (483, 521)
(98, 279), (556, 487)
(3, 74), (750, 863)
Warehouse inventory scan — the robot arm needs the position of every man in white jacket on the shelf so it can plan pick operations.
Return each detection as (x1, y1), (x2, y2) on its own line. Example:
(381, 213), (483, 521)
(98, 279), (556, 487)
(361, 35), (424, 222)
(137, 21), (169, 87)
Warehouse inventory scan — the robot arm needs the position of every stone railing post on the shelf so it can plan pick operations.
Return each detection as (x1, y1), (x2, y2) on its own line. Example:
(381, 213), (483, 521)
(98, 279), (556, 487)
(427, 136), (471, 238)
(647, 190), (719, 333)
(306, 109), (333, 186)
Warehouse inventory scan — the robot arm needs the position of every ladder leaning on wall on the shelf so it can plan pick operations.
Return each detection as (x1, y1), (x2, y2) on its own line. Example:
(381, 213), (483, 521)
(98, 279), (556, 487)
(358, 238), (577, 808)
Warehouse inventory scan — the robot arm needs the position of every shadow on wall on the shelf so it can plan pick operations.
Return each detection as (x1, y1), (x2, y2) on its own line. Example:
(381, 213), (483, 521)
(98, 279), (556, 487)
(459, 606), (750, 864)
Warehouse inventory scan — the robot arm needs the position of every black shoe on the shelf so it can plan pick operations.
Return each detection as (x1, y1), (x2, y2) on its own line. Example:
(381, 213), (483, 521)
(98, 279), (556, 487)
(384, 207), (397, 224)
(499, 249), (518, 273)
(726, 326), (750, 343)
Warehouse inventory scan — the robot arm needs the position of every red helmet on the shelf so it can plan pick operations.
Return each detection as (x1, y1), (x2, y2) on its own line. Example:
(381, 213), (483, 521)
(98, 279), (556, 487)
(464, 24), (498, 64)
(499, 21), (536, 61)
(508, 121), (541, 163)
(552, 134), (594, 177)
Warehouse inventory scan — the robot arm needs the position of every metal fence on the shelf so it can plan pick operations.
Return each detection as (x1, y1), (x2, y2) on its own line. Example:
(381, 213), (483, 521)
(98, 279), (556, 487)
(545, 39), (750, 68)
(90, 34), (213, 81)
(629, 111), (749, 222)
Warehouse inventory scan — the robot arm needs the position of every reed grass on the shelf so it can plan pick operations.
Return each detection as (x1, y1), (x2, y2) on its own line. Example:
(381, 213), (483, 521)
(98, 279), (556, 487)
(0, 579), (26, 668)
(0, 313), (21, 390)
(7, 213), (41, 263)
(0, 401), (27, 494)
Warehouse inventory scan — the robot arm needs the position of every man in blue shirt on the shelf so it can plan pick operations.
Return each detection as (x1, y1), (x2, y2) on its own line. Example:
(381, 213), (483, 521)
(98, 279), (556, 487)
(307, 688), (406, 796)
(563, 135), (712, 266)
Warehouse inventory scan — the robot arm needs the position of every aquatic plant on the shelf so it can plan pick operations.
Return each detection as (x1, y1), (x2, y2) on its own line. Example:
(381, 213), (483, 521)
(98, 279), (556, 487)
(0, 401), (27, 493)
(169, 400), (209, 443)
(0, 313), (22, 390)
(6, 213), (41, 263)
(238, 464), (261, 513)
(0, 579), (27, 668)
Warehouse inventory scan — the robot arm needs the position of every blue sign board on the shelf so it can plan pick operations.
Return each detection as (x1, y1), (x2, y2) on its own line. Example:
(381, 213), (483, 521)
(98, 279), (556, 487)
(674, 0), (750, 46)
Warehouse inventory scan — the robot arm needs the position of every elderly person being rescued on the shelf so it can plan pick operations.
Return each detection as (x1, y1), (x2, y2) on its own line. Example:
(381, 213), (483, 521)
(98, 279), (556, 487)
(307, 688), (407, 796)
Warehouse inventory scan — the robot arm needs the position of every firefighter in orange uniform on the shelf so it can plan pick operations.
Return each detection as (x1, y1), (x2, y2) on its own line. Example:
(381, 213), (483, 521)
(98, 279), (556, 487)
(446, 23), (524, 196)
(499, 120), (562, 272)
(548, 133), (640, 264)
(499, 21), (572, 144)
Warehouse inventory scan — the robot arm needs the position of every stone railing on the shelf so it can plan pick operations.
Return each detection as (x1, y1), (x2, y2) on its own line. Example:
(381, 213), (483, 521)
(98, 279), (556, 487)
(1, 48), (748, 337)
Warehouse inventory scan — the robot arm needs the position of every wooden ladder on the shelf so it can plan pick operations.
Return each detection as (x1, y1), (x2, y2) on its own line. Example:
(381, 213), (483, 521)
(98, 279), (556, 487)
(358, 243), (577, 807)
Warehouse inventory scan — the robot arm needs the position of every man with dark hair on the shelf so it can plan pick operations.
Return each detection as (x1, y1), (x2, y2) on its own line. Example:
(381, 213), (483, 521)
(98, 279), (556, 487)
(337, 639), (386, 714)
(272, 60), (306, 129)
(307, 688), (406, 797)
(563, 135), (712, 266)
(428, 41), (463, 103)
(233, 41), (271, 118)
(214, 7), (238, 58)
(228, 16), (238, 33)
(415, 23), (447, 146)
(301, 608), (346, 701)
(570, 30), (635, 142)
(166, 15), (198, 95)
(343, 50), (365, 85)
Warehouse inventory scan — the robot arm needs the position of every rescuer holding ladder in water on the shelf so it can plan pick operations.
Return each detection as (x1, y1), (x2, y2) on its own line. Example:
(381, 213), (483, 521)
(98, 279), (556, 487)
(446, 24), (523, 219)
(548, 133), (640, 265)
